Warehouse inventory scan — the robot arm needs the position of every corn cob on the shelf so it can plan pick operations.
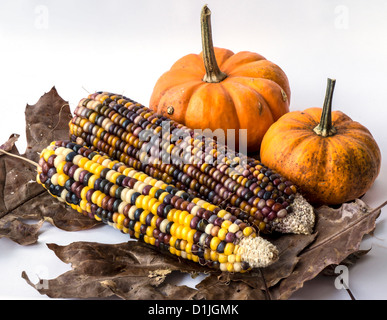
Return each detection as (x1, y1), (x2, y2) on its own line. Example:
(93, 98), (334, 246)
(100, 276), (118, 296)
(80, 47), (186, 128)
(69, 92), (315, 235)
(36, 140), (279, 272)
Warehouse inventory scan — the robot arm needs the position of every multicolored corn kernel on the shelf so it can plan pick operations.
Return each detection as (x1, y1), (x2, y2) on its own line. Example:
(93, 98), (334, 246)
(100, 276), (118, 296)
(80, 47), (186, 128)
(36, 141), (279, 272)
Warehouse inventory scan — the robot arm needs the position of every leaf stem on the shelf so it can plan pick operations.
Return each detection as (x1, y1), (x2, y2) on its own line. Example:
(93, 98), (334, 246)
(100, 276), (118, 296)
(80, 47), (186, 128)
(0, 149), (39, 168)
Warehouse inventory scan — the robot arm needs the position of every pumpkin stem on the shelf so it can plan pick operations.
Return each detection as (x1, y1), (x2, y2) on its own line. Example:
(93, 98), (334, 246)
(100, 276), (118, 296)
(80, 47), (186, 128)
(313, 78), (337, 137)
(201, 5), (227, 83)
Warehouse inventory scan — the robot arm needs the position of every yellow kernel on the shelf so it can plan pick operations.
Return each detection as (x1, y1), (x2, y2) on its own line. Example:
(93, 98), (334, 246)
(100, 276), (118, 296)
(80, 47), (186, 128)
(56, 161), (66, 175)
(243, 226), (253, 237)
(80, 186), (90, 200)
(96, 193), (105, 208)
(183, 214), (193, 227)
(178, 211), (189, 225)
(224, 243), (235, 256)
(227, 262), (234, 272)
(175, 225), (184, 239)
(150, 201), (160, 215)
(134, 221), (141, 233)
(88, 174), (98, 189)
(84, 160), (95, 172)
(181, 226), (191, 241)
(57, 174), (68, 187)
(110, 172), (121, 184)
(79, 199), (87, 211)
(207, 204), (217, 212)
(172, 210), (181, 223)
(91, 190), (102, 204)
(43, 149), (55, 162)
(210, 250), (219, 262)
(77, 157), (89, 168)
(210, 237), (221, 251)
(217, 228), (227, 241)
(140, 195), (151, 210)
(179, 240), (187, 251)
(149, 187), (158, 198)
(191, 197), (201, 204)
(146, 226), (155, 237)
(187, 229), (196, 244)
(218, 254), (228, 263)
(150, 215), (158, 228)
(139, 210), (149, 224)
(109, 184), (119, 198)
(158, 192), (169, 203)
(122, 167), (132, 176)
(169, 236), (177, 248)
(148, 236), (156, 246)
(167, 209), (175, 222)
(185, 243), (192, 254)
(258, 222), (266, 231)
(221, 220), (232, 230)
(170, 223), (178, 237)
(203, 248), (211, 260)
(135, 195), (144, 209)
(112, 212), (119, 224)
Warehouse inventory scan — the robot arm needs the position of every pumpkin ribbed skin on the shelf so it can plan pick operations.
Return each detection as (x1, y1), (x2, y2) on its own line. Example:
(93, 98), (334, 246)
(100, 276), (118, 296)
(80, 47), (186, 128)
(260, 107), (381, 205)
(149, 48), (290, 154)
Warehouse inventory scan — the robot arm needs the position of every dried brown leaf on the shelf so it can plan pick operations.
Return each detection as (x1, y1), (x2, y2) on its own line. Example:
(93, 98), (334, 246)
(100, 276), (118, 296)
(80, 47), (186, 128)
(23, 241), (210, 299)
(24, 86), (72, 162)
(0, 135), (43, 218)
(0, 216), (43, 245)
(0, 88), (97, 244)
(270, 199), (385, 300)
(21, 199), (384, 300)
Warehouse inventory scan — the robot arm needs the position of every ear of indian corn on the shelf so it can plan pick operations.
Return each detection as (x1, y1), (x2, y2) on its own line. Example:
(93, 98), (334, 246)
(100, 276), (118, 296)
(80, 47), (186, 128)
(69, 92), (315, 235)
(36, 140), (279, 272)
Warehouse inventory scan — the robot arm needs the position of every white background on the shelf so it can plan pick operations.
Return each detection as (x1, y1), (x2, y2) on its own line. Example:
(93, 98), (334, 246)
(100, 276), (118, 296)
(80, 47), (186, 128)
(0, 0), (386, 300)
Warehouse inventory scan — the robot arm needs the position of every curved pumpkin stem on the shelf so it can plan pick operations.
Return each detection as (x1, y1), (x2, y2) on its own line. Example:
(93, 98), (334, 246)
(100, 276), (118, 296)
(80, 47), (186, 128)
(201, 5), (227, 83)
(313, 78), (337, 137)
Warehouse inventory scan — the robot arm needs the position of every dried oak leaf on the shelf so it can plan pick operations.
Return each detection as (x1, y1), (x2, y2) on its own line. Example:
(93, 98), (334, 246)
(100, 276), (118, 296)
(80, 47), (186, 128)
(0, 134), (43, 218)
(270, 199), (386, 300)
(23, 199), (384, 300)
(0, 89), (99, 244)
(24, 86), (72, 162)
(23, 241), (210, 299)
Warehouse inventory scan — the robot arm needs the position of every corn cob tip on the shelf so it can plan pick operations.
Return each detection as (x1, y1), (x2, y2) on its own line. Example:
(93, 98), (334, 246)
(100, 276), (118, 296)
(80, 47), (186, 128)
(237, 236), (279, 268)
(271, 193), (315, 235)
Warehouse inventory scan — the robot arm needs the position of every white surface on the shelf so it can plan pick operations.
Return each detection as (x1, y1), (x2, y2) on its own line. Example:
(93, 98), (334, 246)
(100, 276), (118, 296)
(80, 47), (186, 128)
(0, 0), (386, 300)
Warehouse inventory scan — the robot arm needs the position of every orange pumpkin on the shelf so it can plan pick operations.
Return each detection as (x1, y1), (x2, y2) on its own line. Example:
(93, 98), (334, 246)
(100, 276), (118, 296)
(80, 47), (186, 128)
(260, 78), (381, 205)
(149, 5), (290, 154)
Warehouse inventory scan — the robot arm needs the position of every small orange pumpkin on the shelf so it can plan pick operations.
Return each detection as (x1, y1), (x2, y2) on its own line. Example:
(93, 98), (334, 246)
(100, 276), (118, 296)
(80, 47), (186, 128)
(260, 78), (381, 205)
(149, 5), (290, 153)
